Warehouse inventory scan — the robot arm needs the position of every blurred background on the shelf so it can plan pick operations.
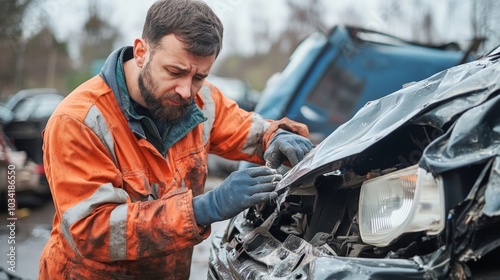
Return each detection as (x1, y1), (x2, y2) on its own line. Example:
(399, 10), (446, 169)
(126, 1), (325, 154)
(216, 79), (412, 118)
(1, 1), (500, 279)
(1, 0), (499, 98)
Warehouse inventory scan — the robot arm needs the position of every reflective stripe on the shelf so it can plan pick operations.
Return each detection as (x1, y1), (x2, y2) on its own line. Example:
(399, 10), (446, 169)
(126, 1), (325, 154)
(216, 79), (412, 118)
(84, 105), (117, 165)
(200, 85), (215, 144)
(241, 113), (271, 155)
(61, 183), (129, 257)
(109, 204), (128, 261)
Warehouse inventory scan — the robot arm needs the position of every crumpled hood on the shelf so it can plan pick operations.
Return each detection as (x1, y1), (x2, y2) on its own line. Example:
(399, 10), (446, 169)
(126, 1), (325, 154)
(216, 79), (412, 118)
(277, 52), (500, 193)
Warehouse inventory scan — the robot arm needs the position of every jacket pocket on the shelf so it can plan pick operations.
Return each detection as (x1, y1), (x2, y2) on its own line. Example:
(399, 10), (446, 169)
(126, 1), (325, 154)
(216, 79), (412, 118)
(173, 145), (208, 197)
(122, 170), (159, 202)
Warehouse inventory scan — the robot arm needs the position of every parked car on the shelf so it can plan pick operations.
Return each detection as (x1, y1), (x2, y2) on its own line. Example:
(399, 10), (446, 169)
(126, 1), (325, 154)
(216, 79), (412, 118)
(0, 125), (47, 206)
(208, 46), (500, 279)
(0, 88), (64, 200)
(2, 88), (61, 112)
(255, 25), (478, 145)
(2, 88), (64, 164)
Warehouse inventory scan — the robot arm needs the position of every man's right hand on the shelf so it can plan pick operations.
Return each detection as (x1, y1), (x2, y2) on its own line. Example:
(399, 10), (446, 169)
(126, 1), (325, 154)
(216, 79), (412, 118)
(193, 166), (281, 226)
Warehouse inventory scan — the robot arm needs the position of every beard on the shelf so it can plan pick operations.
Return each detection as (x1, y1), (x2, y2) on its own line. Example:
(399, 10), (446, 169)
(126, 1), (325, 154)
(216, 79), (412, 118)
(138, 63), (192, 122)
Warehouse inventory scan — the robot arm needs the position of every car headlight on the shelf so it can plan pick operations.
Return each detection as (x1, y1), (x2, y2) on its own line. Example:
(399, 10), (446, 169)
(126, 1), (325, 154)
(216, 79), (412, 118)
(359, 165), (445, 247)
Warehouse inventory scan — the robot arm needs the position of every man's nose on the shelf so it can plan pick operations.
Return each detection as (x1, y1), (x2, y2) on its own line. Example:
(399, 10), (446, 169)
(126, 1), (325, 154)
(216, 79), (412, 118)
(175, 78), (192, 99)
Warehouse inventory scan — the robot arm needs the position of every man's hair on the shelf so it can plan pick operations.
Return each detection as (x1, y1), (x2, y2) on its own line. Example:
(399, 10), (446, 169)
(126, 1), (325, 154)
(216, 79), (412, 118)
(142, 0), (223, 57)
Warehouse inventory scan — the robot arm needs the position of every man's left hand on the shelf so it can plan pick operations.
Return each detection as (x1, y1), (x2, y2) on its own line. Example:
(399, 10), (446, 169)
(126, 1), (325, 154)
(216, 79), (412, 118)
(264, 130), (314, 169)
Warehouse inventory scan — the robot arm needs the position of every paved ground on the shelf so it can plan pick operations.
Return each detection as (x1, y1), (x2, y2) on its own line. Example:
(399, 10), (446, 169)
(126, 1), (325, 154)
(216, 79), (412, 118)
(190, 219), (230, 280)
(0, 175), (227, 280)
(189, 176), (229, 280)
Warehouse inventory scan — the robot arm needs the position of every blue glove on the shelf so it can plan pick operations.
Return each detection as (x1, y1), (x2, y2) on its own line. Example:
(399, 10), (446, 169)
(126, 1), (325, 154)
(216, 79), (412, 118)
(264, 130), (314, 169)
(193, 166), (281, 225)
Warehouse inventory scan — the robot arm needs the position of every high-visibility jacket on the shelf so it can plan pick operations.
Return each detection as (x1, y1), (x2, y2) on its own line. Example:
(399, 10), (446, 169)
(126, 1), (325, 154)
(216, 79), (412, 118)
(38, 47), (308, 279)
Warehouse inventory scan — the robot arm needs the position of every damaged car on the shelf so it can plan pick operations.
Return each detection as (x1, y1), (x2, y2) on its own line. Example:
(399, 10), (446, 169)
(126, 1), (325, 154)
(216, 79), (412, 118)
(208, 45), (500, 279)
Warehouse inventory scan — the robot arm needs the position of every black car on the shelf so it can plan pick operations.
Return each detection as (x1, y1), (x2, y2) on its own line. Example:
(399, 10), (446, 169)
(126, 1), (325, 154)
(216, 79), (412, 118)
(208, 46), (500, 279)
(2, 88), (64, 164)
(1, 88), (64, 199)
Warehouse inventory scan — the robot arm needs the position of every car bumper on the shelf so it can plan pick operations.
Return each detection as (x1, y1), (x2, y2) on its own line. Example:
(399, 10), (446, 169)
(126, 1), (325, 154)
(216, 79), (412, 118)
(208, 214), (450, 280)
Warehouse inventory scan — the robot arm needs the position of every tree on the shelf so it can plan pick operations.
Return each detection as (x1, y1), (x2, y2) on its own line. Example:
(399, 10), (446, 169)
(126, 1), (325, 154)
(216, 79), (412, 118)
(80, 1), (121, 73)
(64, 1), (122, 91)
(22, 25), (72, 91)
(281, 0), (327, 51)
(0, 0), (32, 44)
(0, 0), (34, 96)
(471, 0), (500, 54)
(215, 0), (328, 91)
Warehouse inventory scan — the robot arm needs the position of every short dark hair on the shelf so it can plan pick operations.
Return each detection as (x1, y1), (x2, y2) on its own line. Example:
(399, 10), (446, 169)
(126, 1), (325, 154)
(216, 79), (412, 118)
(142, 0), (223, 57)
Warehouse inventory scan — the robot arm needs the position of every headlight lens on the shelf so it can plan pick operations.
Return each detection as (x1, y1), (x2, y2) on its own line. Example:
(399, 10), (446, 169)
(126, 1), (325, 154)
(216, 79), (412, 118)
(359, 165), (445, 247)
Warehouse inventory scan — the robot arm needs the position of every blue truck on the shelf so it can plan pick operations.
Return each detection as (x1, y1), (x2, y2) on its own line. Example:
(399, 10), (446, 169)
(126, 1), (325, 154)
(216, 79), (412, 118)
(254, 25), (476, 144)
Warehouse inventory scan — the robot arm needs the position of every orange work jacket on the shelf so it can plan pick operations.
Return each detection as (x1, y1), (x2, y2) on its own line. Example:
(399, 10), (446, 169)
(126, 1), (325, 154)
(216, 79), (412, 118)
(38, 47), (308, 279)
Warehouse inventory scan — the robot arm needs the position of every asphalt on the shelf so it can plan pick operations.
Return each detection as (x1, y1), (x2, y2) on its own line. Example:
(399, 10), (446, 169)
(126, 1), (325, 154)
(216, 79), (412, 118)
(0, 175), (227, 280)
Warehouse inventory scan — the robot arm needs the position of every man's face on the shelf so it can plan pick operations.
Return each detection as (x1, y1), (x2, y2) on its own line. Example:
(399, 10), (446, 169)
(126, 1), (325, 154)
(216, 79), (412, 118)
(136, 34), (216, 122)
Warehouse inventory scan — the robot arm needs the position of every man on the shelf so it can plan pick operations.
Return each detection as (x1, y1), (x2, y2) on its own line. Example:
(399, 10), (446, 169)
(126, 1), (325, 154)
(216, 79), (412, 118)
(38, 0), (313, 279)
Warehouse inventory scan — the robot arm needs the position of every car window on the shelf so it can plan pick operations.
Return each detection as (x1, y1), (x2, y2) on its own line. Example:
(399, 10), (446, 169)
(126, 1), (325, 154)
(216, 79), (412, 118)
(307, 65), (364, 123)
(12, 98), (36, 121)
(12, 95), (62, 121)
(32, 98), (61, 119)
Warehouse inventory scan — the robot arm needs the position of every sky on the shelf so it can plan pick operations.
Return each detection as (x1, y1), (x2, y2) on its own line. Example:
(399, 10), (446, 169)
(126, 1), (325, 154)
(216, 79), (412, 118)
(24, 0), (370, 58)
(24, 0), (482, 61)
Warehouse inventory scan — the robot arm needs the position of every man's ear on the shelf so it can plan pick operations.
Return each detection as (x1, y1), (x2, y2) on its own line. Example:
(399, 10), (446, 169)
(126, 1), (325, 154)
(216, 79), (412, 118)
(133, 38), (148, 68)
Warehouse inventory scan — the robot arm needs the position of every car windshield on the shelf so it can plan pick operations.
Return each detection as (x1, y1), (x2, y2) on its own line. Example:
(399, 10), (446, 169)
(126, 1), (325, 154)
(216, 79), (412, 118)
(253, 33), (327, 117)
(4, 88), (60, 111)
(279, 32), (327, 77)
(13, 95), (62, 121)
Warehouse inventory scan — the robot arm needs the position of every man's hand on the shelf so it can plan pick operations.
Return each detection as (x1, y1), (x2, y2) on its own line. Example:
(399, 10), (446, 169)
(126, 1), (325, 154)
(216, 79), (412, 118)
(264, 130), (314, 169)
(193, 166), (281, 226)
